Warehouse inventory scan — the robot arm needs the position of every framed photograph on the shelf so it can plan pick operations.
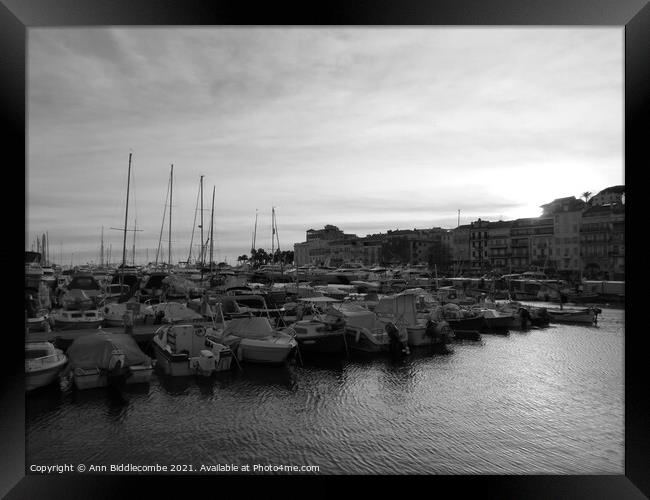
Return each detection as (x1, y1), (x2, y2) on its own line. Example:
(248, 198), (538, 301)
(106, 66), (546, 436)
(5, 0), (647, 497)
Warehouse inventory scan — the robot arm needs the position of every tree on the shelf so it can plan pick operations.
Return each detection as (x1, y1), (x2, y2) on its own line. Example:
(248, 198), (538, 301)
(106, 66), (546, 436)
(581, 191), (593, 203)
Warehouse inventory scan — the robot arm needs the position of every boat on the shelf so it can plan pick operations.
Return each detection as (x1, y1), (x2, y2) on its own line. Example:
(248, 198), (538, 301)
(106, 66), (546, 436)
(61, 273), (105, 307)
(329, 303), (410, 355)
(60, 331), (153, 390)
(143, 301), (205, 324)
(287, 298), (347, 353)
(25, 312), (51, 333)
(151, 323), (233, 376)
(102, 300), (147, 327)
(25, 341), (67, 391)
(101, 283), (132, 303)
(374, 293), (452, 348)
(50, 308), (104, 330)
(546, 306), (601, 325)
(474, 307), (516, 334)
(209, 316), (297, 364)
(436, 303), (485, 335)
(496, 301), (550, 328)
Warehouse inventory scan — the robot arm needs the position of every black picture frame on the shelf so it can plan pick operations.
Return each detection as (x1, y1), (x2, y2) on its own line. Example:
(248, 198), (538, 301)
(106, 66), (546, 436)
(4, 1), (647, 498)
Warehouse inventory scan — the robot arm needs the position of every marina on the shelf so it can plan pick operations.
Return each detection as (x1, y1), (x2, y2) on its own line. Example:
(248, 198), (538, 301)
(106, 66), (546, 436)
(26, 303), (624, 474)
(22, 26), (627, 483)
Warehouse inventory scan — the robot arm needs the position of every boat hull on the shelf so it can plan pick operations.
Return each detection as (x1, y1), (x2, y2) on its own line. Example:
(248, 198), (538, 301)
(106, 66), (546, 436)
(73, 364), (153, 390)
(235, 339), (295, 363)
(446, 316), (484, 332)
(547, 311), (597, 325)
(296, 333), (345, 353)
(26, 363), (66, 391)
(406, 325), (452, 347)
(481, 316), (515, 334)
(152, 342), (233, 376)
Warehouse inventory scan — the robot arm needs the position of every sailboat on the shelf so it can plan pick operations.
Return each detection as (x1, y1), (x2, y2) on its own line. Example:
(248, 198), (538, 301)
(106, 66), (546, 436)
(110, 152), (142, 297)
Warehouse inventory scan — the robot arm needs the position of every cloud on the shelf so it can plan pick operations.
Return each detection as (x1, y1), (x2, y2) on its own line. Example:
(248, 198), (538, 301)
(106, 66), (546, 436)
(27, 27), (623, 265)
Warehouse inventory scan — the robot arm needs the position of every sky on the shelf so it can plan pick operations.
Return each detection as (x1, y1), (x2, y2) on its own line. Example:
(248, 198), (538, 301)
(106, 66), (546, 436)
(26, 27), (624, 266)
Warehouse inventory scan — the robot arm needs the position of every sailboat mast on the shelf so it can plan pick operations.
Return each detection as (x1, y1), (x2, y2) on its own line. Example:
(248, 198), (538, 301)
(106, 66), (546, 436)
(209, 186), (215, 276)
(132, 218), (137, 265)
(155, 172), (169, 267)
(271, 207), (275, 258)
(252, 209), (258, 253)
(121, 152), (132, 271)
(100, 226), (104, 267)
(200, 175), (204, 267)
(168, 164), (173, 267)
(187, 179), (200, 265)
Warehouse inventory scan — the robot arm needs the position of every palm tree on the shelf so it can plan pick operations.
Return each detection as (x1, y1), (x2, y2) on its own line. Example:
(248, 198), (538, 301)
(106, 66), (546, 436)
(581, 191), (593, 203)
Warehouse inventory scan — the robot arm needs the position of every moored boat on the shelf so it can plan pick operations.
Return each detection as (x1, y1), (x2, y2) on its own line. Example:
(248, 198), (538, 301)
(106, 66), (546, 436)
(51, 308), (104, 330)
(546, 306), (601, 325)
(210, 316), (297, 364)
(152, 323), (233, 376)
(288, 314), (347, 354)
(60, 331), (153, 390)
(25, 341), (67, 391)
(329, 303), (410, 356)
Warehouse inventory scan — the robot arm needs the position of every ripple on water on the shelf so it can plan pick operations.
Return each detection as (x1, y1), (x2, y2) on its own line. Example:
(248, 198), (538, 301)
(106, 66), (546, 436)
(26, 307), (624, 474)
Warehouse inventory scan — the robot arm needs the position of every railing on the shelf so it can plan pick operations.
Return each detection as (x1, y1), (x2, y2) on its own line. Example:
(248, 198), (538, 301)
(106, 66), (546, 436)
(26, 353), (65, 369)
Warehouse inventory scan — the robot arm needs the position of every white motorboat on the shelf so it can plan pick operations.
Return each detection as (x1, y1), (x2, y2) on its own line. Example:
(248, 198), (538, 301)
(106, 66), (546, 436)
(374, 293), (452, 348)
(152, 323), (233, 376)
(546, 306), (601, 325)
(102, 301), (147, 327)
(25, 342), (67, 391)
(210, 316), (297, 364)
(51, 308), (104, 330)
(26, 312), (51, 333)
(143, 301), (204, 324)
(329, 303), (410, 355)
(60, 331), (153, 390)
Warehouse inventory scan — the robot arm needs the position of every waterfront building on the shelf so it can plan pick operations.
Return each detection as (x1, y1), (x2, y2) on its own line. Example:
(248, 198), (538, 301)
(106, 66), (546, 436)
(293, 185), (624, 276)
(487, 221), (512, 273)
(450, 225), (471, 275)
(541, 196), (586, 276)
(509, 217), (554, 273)
(580, 203), (625, 280)
(469, 219), (490, 273)
(589, 185), (625, 207)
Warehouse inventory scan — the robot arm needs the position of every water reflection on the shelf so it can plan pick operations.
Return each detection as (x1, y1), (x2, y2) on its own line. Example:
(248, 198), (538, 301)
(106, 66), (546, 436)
(25, 308), (624, 474)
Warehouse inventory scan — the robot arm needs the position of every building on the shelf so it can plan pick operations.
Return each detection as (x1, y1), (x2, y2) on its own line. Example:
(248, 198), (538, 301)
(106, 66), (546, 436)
(541, 196), (586, 276)
(487, 221), (512, 273)
(450, 225), (471, 275)
(590, 185), (625, 207)
(580, 203), (625, 280)
(294, 225), (384, 266)
(509, 217), (554, 272)
(469, 219), (490, 272)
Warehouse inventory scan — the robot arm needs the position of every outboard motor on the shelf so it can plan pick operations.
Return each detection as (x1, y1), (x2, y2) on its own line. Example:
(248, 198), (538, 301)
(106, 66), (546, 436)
(385, 322), (409, 357)
(107, 349), (129, 389)
(196, 350), (217, 376)
(518, 308), (531, 329)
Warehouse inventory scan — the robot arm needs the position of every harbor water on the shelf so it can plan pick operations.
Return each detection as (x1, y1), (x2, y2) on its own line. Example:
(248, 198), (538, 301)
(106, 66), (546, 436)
(26, 304), (624, 475)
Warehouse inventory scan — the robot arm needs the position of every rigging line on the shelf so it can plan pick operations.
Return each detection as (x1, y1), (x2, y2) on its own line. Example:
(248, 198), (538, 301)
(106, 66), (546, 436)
(187, 181), (201, 265)
(155, 172), (171, 266)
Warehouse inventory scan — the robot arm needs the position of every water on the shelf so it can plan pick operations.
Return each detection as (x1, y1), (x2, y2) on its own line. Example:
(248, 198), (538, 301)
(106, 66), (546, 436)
(26, 305), (624, 475)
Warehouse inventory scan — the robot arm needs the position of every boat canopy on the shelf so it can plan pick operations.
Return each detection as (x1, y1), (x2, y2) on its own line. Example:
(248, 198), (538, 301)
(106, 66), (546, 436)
(66, 332), (150, 370)
(328, 304), (385, 331)
(374, 293), (418, 326)
(223, 317), (276, 339)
